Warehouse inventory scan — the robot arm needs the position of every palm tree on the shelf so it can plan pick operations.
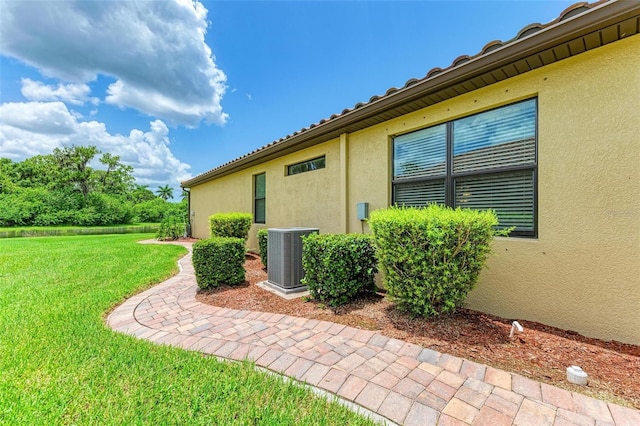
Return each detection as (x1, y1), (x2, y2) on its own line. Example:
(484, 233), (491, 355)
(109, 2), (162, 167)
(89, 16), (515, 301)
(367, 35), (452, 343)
(156, 184), (173, 201)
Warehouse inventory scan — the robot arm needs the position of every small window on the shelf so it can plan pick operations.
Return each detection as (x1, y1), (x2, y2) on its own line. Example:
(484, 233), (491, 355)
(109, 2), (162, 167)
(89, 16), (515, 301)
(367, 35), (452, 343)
(254, 173), (265, 224)
(286, 156), (326, 176)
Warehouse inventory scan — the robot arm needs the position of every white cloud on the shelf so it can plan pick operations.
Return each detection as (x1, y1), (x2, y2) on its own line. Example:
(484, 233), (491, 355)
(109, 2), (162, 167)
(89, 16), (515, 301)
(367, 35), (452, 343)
(20, 78), (98, 106)
(0, 101), (192, 188)
(0, 101), (77, 136)
(0, 0), (228, 127)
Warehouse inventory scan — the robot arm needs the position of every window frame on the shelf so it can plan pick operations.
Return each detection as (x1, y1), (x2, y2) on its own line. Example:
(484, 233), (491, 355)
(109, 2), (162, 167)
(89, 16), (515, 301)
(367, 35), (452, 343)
(253, 172), (266, 224)
(286, 155), (326, 176)
(392, 98), (538, 238)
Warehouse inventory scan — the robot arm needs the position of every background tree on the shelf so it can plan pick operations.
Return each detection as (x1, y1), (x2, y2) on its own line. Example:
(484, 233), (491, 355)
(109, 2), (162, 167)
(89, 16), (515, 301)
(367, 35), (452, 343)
(13, 155), (57, 189)
(129, 184), (156, 203)
(156, 185), (173, 201)
(52, 145), (99, 199)
(0, 158), (18, 193)
(96, 153), (134, 195)
(0, 145), (185, 227)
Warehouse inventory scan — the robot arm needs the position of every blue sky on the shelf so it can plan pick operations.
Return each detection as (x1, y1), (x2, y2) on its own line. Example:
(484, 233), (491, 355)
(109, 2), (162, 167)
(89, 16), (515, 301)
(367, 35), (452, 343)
(0, 0), (575, 195)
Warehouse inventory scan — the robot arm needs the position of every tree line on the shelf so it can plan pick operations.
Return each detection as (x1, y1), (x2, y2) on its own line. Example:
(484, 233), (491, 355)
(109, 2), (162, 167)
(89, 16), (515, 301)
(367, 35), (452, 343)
(0, 146), (186, 227)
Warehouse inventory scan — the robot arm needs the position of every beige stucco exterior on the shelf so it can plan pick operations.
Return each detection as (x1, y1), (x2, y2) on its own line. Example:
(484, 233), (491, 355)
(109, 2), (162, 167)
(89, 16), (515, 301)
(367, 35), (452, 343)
(189, 34), (640, 344)
(190, 140), (345, 248)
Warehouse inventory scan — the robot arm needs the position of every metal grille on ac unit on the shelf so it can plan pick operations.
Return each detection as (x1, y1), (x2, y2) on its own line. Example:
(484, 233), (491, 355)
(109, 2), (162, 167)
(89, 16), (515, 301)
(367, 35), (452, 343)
(266, 227), (318, 294)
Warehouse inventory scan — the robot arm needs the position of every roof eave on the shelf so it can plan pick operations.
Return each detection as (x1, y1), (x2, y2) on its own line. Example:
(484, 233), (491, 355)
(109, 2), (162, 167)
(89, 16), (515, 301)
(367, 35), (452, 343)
(182, 0), (638, 188)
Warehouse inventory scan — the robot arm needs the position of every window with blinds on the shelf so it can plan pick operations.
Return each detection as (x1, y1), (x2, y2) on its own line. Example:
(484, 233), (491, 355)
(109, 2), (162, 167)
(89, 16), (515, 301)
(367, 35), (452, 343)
(393, 124), (446, 180)
(392, 98), (537, 237)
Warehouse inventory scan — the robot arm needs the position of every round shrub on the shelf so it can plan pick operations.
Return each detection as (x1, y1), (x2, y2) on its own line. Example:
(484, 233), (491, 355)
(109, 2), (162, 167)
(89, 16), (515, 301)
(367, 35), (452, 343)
(257, 228), (268, 269)
(208, 212), (252, 240)
(301, 233), (378, 307)
(156, 216), (185, 241)
(369, 205), (501, 317)
(192, 237), (246, 289)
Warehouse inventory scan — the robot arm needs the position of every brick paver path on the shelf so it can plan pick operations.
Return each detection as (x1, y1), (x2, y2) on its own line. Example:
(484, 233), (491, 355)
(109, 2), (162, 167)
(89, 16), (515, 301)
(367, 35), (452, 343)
(107, 242), (640, 425)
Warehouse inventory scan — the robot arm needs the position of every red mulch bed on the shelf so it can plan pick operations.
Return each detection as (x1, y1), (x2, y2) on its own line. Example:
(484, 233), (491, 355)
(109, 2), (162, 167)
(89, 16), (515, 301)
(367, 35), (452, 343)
(195, 253), (640, 409)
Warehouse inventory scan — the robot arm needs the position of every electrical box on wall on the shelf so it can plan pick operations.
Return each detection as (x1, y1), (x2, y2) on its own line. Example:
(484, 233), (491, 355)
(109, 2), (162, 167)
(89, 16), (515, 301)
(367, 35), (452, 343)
(357, 202), (369, 221)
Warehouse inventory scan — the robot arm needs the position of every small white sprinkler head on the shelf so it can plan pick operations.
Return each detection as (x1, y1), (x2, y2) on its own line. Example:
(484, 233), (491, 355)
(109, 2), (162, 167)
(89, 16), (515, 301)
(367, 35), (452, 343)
(509, 321), (524, 339)
(567, 365), (588, 385)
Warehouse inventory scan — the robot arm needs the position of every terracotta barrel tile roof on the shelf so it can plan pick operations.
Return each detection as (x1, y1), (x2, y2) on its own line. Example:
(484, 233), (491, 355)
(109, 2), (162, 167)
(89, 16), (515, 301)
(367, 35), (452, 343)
(183, 0), (639, 187)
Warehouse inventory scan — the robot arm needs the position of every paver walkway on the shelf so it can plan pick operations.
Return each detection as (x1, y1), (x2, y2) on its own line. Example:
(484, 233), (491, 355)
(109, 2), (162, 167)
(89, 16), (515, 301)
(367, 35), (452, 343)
(107, 242), (640, 425)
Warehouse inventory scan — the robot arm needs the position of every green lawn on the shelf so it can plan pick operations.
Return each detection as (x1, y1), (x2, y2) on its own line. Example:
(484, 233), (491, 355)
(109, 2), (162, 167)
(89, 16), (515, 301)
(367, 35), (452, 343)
(0, 223), (160, 238)
(0, 234), (375, 425)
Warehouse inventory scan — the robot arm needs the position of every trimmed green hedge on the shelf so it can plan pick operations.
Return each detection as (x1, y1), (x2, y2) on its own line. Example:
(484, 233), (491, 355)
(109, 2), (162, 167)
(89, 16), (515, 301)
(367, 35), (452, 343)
(369, 205), (503, 317)
(257, 228), (268, 269)
(301, 234), (378, 307)
(192, 237), (246, 289)
(209, 212), (252, 240)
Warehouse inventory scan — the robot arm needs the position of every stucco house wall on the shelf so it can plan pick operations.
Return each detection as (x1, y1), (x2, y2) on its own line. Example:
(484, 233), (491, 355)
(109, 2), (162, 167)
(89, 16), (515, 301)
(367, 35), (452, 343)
(186, 13), (639, 344)
(190, 139), (343, 249)
(345, 34), (639, 344)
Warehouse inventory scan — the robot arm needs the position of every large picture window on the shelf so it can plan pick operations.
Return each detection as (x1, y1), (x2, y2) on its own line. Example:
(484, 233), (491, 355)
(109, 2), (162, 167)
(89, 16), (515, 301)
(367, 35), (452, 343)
(254, 173), (266, 224)
(393, 98), (537, 237)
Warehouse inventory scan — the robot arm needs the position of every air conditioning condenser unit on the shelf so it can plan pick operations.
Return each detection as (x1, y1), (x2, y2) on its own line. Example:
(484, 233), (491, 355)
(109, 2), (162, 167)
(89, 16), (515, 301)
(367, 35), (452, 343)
(266, 227), (318, 294)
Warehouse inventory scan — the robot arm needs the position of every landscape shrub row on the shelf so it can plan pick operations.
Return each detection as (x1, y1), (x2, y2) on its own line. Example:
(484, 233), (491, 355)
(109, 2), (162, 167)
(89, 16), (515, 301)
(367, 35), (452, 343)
(194, 206), (503, 317)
